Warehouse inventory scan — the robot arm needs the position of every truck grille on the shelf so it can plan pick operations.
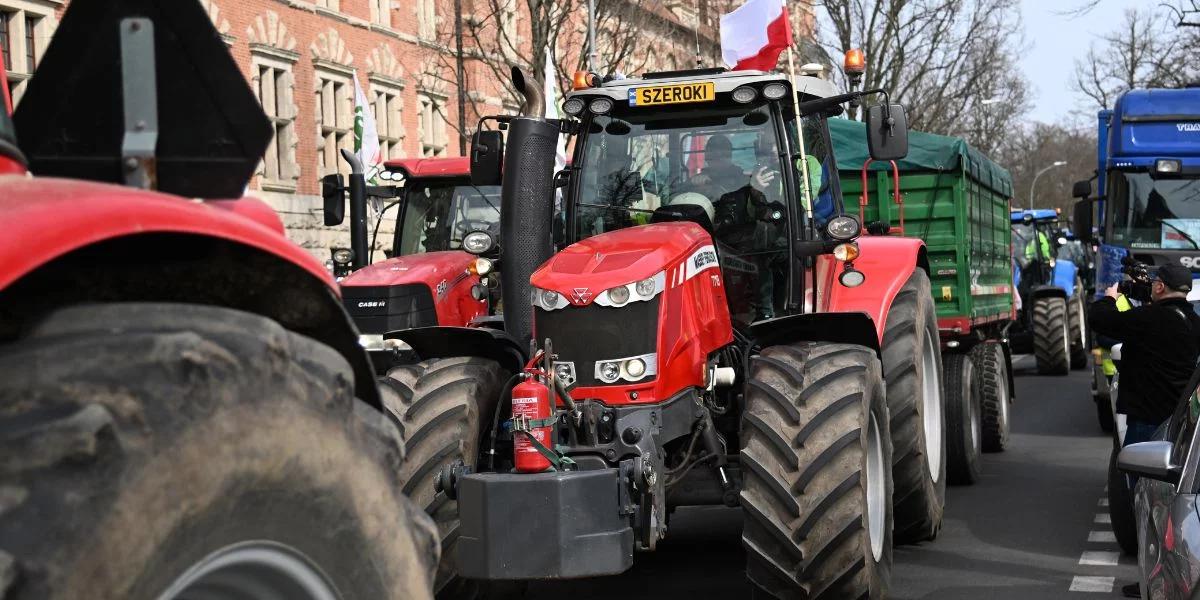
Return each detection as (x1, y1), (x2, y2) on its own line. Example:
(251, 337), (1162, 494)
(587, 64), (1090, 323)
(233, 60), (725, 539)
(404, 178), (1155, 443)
(342, 284), (437, 334)
(534, 298), (659, 387)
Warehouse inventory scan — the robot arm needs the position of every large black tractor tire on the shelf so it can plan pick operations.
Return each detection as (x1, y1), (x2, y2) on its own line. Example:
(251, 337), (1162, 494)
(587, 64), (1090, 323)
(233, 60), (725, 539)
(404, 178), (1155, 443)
(1068, 290), (1089, 370)
(880, 269), (946, 544)
(944, 354), (982, 485)
(1033, 296), (1071, 375)
(1107, 448), (1139, 556)
(970, 342), (1011, 453)
(740, 342), (893, 600)
(381, 357), (512, 600)
(0, 303), (437, 600)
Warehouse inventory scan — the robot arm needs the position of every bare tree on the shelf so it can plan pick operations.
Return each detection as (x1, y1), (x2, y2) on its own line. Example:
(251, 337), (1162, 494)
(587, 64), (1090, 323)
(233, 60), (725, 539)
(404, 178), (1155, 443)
(1071, 7), (1195, 110)
(995, 122), (1097, 214)
(813, 0), (1030, 153)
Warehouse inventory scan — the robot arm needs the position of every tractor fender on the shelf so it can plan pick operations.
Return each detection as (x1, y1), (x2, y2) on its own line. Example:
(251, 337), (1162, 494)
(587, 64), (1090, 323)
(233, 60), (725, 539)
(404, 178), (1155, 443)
(748, 311), (879, 354)
(824, 236), (928, 344)
(1052, 260), (1078, 296)
(1031, 285), (1069, 301)
(0, 177), (383, 407)
(0, 176), (330, 289)
(385, 326), (527, 375)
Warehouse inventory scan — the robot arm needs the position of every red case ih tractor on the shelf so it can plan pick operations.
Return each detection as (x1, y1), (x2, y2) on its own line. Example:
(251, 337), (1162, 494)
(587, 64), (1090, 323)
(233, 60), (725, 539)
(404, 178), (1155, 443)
(0, 1), (436, 598)
(383, 66), (945, 599)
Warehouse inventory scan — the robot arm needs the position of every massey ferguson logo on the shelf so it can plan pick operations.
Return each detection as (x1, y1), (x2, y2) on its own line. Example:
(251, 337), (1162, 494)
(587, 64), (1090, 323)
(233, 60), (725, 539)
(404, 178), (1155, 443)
(693, 249), (717, 269)
(1179, 123), (1200, 133)
(357, 300), (386, 308)
(1180, 256), (1200, 268)
(571, 288), (592, 304)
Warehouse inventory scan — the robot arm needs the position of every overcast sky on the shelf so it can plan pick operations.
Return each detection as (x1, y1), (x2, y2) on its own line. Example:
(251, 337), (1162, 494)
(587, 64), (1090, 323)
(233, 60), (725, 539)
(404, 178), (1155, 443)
(1019, 0), (1147, 124)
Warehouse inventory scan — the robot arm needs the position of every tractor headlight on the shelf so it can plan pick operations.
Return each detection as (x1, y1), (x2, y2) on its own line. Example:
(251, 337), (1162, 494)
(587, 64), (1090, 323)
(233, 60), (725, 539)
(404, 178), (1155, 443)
(594, 352), (657, 384)
(762, 82), (788, 100)
(731, 86), (758, 104)
(532, 287), (569, 311)
(332, 247), (354, 265)
(589, 97), (614, 115)
(826, 215), (861, 240)
(562, 97), (586, 116)
(596, 272), (666, 307)
(462, 230), (495, 254)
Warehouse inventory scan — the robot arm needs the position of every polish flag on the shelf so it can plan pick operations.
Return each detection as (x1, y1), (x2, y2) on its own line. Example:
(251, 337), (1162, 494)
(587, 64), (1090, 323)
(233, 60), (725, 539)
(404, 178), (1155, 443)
(720, 0), (793, 72)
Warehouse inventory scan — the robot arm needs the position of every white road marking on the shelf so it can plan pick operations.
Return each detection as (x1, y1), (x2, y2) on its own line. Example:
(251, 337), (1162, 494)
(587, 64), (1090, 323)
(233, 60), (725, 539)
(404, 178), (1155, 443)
(1070, 576), (1115, 593)
(1098, 498), (1109, 507)
(1088, 531), (1117, 543)
(1095, 513), (1111, 524)
(1080, 551), (1121, 566)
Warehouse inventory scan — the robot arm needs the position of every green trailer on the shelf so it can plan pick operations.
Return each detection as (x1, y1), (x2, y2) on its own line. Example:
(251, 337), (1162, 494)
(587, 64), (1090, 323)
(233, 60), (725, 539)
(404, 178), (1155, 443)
(830, 117), (1017, 479)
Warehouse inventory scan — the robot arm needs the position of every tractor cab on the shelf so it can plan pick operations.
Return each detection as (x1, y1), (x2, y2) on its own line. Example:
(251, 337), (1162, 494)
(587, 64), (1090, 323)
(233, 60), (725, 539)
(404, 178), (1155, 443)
(1010, 208), (1087, 373)
(1012, 208), (1068, 290)
(379, 157), (502, 260)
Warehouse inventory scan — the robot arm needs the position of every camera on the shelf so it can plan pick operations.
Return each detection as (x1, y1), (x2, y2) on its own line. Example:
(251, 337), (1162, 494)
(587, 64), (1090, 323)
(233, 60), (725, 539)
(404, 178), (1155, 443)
(1118, 255), (1153, 303)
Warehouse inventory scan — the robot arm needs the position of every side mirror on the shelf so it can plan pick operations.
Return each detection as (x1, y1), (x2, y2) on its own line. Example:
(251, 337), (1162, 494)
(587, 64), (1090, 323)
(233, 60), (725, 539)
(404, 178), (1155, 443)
(322, 173), (345, 226)
(1072, 199), (1093, 242)
(865, 104), (909, 161)
(471, 129), (504, 186)
(1118, 441), (1181, 484)
(1072, 180), (1092, 199)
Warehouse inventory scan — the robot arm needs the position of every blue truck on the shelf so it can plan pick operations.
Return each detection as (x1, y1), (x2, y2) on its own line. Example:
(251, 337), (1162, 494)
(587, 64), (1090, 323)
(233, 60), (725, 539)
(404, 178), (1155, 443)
(1071, 86), (1200, 430)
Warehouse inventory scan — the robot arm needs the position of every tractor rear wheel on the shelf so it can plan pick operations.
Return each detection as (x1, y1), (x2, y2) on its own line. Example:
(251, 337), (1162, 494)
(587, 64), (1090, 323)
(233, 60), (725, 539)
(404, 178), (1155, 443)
(1107, 448), (1138, 556)
(970, 342), (1010, 453)
(381, 357), (511, 600)
(1033, 296), (1071, 375)
(880, 269), (946, 544)
(0, 303), (437, 600)
(944, 353), (982, 484)
(740, 342), (892, 600)
(1068, 291), (1089, 370)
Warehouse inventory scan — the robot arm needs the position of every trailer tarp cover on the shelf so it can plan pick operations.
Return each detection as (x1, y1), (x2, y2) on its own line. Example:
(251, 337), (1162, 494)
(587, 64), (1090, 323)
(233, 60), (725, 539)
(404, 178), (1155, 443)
(828, 117), (1013, 197)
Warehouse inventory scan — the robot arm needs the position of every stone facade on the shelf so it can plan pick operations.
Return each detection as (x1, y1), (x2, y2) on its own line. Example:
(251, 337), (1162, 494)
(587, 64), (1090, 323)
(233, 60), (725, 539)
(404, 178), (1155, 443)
(1, 0), (815, 261)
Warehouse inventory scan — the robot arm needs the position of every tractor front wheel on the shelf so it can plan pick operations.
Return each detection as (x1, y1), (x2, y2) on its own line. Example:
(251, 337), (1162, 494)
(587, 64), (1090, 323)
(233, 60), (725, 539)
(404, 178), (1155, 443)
(881, 269), (946, 544)
(1033, 296), (1071, 375)
(740, 342), (892, 600)
(0, 303), (437, 600)
(944, 353), (982, 484)
(381, 357), (512, 600)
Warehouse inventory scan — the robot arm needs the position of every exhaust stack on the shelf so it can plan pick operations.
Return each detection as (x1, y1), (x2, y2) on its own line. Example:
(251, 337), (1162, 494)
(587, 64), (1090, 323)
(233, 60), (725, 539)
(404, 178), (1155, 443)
(500, 67), (558, 347)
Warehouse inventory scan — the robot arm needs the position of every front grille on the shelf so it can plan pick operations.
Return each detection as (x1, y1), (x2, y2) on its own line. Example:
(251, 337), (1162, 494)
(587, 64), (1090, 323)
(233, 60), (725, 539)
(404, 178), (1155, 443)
(535, 298), (659, 387)
(342, 284), (437, 334)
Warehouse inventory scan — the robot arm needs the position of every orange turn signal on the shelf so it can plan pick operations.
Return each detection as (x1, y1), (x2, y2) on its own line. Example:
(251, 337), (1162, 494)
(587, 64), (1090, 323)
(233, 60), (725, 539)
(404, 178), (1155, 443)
(843, 49), (866, 75)
(833, 242), (860, 262)
(572, 70), (598, 90)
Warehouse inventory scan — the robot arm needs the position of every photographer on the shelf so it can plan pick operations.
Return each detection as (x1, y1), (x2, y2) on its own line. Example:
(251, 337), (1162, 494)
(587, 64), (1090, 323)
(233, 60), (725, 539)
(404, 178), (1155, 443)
(1089, 263), (1200, 445)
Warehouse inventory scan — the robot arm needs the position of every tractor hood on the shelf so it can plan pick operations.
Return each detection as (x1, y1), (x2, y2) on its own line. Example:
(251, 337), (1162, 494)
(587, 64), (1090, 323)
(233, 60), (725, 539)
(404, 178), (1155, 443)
(340, 250), (473, 289)
(531, 222), (713, 304)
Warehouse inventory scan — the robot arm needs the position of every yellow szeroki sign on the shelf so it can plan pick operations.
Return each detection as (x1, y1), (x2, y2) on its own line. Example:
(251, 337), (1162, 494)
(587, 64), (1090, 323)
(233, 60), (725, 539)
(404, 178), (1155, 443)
(628, 82), (716, 107)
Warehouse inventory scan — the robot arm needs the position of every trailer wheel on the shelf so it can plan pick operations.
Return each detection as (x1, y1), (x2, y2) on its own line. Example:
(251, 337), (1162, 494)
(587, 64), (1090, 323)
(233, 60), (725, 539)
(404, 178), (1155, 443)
(381, 357), (512, 600)
(740, 342), (892, 600)
(970, 342), (1010, 453)
(0, 303), (437, 600)
(1107, 449), (1138, 556)
(880, 269), (946, 544)
(944, 353), (982, 484)
(1033, 296), (1071, 375)
(1068, 291), (1089, 370)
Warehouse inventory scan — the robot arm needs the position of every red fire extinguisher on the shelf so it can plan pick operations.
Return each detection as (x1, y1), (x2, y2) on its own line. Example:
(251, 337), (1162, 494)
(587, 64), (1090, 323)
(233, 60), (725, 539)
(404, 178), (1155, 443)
(512, 373), (554, 473)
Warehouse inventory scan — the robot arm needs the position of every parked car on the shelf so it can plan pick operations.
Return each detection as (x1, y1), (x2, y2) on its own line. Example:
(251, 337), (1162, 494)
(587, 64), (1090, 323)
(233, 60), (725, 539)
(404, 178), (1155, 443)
(1118, 366), (1200, 599)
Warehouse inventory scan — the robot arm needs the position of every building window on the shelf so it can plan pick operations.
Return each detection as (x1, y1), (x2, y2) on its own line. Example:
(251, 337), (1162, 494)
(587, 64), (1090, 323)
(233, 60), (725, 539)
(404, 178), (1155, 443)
(371, 0), (390, 27)
(417, 0), (436, 39)
(252, 56), (297, 189)
(315, 0), (340, 11)
(0, 13), (11, 71)
(1, 3), (52, 106)
(316, 71), (353, 177)
(371, 83), (404, 159)
(23, 14), (33, 71)
(418, 94), (447, 158)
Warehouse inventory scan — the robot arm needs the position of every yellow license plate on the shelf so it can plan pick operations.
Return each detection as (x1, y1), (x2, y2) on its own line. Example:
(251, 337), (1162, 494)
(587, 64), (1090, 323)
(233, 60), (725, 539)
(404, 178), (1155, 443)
(628, 82), (715, 107)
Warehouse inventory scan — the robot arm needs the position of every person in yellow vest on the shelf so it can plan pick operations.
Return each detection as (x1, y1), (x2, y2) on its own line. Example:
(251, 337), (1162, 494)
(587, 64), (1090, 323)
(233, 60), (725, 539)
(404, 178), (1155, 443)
(1024, 230), (1052, 262)
(1098, 293), (1133, 379)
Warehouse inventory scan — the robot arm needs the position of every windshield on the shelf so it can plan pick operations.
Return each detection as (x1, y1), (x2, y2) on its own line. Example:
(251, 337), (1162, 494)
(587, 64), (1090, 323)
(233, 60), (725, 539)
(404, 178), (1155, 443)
(572, 104), (835, 242)
(395, 183), (501, 256)
(1109, 170), (1200, 249)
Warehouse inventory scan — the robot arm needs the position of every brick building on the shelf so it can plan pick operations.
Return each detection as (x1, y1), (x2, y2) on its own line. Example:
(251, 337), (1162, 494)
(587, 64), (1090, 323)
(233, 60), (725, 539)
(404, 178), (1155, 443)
(1, 0), (815, 260)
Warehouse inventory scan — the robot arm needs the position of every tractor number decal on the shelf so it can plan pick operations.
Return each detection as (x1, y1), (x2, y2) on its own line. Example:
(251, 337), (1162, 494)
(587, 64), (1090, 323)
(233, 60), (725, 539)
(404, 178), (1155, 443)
(436, 279), (449, 299)
(682, 245), (720, 283)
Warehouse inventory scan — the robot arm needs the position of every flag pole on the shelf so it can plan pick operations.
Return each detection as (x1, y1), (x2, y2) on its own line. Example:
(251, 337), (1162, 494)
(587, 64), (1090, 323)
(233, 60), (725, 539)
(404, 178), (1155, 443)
(782, 10), (813, 223)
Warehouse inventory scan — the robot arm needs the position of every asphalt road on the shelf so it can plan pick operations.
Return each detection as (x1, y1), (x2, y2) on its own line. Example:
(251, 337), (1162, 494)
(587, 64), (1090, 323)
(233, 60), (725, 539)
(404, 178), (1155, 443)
(525, 356), (1138, 599)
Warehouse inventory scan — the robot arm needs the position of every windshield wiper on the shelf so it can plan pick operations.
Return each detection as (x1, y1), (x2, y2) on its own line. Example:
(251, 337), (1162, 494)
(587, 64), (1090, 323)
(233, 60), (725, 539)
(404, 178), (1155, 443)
(1161, 220), (1200, 250)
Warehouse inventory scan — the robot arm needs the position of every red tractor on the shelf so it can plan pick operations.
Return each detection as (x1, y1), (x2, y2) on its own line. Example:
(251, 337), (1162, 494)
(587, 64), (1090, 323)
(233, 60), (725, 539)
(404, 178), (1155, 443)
(384, 66), (945, 599)
(0, 1), (436, 598)
(322, 156), (502, 363)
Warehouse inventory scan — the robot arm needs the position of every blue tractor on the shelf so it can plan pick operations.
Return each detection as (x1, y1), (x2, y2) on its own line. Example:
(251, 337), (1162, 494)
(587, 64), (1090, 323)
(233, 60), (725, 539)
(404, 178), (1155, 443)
(1011, 209), (1089, 375)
